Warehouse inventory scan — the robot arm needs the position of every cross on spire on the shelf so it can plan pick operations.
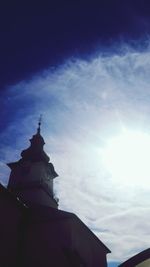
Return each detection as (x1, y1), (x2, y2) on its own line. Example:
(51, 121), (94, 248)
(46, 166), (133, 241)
(37, 114), (42, 134)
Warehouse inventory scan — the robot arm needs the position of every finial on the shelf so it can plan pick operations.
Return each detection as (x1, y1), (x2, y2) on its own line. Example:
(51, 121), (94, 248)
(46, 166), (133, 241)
(37, 114), (42, 134)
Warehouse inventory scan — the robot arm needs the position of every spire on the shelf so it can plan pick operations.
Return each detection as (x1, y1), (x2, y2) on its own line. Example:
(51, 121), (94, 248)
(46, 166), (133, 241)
(20, 116), (50, 162)
(37, 114), (42, 134)
(7, 117), (58, 208)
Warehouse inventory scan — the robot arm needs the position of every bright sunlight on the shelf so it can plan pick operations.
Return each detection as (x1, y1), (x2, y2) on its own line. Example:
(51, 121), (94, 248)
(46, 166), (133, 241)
(102, 129), (150, 187)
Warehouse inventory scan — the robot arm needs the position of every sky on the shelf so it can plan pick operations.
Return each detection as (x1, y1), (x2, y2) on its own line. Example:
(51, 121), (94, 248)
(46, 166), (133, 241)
(1, 1), (150, 266)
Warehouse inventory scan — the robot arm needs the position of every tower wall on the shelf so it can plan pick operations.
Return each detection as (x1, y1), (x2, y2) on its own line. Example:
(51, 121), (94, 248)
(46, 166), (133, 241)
(7, 161), (58, 208)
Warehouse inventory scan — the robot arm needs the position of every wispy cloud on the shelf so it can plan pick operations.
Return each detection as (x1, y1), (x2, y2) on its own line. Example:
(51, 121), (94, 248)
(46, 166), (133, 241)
(1, 43), (150, 261)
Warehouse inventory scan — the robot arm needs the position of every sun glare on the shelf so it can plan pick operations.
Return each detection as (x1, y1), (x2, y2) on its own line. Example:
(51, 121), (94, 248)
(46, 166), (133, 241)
(102, 129), (150, 187)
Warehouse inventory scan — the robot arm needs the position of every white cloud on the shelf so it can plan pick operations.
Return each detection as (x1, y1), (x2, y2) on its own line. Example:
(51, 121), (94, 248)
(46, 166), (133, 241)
(1, 44), (150, 261)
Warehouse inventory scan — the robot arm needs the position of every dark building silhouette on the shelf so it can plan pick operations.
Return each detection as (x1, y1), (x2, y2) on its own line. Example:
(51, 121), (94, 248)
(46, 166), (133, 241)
(118, 248), (150, 267)
(0, 122), (110, 267)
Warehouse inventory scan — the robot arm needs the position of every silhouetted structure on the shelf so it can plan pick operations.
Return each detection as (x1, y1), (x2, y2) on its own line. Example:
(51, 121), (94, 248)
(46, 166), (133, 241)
(119, 248), (150, 267)
(0, 122), (110, 267)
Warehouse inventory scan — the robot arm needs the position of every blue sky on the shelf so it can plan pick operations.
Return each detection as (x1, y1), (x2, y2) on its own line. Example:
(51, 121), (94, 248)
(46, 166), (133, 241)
(108, 263), (119, 267)
(1, 44), (150, 264)
(1, 2), (150, 265)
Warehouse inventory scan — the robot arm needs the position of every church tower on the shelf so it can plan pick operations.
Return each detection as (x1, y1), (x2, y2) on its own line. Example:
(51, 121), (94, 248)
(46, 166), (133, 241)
(0, 119), (111, 267)
(7, 118), (58, 208)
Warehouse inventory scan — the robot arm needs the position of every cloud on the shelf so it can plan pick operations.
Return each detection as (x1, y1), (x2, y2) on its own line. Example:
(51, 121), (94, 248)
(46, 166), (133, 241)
(1, 43), (150, 261)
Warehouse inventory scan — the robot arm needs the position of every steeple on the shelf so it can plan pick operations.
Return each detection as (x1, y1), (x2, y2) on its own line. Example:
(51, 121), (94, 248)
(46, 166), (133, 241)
(7, 119), (58, 208)
(20, 116), (50, 163)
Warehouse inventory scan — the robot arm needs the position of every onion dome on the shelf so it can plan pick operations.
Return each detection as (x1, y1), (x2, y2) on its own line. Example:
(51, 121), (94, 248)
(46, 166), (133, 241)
(21, 117), (50, 163)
